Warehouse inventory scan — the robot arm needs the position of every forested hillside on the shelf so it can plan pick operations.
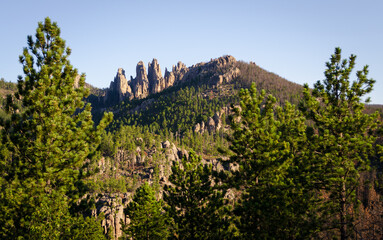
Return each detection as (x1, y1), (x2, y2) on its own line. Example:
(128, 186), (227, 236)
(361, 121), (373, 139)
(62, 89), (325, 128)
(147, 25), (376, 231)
(1, 18), (382, 240)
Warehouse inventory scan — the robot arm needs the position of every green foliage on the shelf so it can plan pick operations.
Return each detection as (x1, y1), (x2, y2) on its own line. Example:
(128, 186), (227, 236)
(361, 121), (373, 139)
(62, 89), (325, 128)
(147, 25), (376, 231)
(0, 78), (17, 92)
(228, 83), (320, 239)
(300, 47), (382, 239)
(164, 151), (230, 239)
(110, 84), (234, 135)
(28, 191), (105, 240)
(122, 182), (171, 240)
(0, 17), (112, 239)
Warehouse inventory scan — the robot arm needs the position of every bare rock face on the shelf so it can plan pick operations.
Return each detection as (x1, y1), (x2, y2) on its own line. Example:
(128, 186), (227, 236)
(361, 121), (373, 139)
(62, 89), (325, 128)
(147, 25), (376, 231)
(213, 112), (222, 131)
(131, 61), (149, 99)
(216, 55), (236, 68)
(193, 123), (201, 133)
(172, 61), (188, 83)
(207, 117), (216, 133)
(104, 55), (239, 104)
(115, 68), (133, 100)
(148, 59), (165, 94)
(106, 68), (133, 103)
(208, 56), (240, 85)
(200, 121), (205, 133)
(164, 68), (175, 88)
(74, 75), (81, 89)
(96, 193), (131, 240)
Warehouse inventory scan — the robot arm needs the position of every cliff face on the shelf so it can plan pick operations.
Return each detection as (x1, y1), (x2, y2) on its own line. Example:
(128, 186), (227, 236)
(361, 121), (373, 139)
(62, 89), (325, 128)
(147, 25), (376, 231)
(148, 59), (165, 94)
(104, 55), (240, 104)
(131, 61), (149, 99)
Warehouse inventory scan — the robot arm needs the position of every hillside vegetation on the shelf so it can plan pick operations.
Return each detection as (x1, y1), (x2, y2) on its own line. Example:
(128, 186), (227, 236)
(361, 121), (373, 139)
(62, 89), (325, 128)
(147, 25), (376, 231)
(0, 18), (382, 240)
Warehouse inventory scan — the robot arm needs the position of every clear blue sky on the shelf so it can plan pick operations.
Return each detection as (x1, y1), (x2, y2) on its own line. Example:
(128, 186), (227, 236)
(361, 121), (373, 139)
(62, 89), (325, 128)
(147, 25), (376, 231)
(1, 0), (382, 104)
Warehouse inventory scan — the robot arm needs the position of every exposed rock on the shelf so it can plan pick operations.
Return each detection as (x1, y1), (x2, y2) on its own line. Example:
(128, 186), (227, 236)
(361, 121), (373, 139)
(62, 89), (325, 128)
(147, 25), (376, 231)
(213, 112), (222, 131)
(106, 68), (133, 103)
(193, 123), (201, 133)
(207, 117), (216, 133)
(148, 59), (165, 94)
(74, 75), (81, 88)
(177, 148), (189, 160)
(164, 68), (175, 88)
(135, 146), (146, 165)
(172, 61), (188, 83)
(96, 193), (132, 240)
(216, 55), (236, 68)
(200, 121), (205, 133)
(162, 140), (171, 149)
(117, 68), (133, 100)
(103, 55), (239, 104)
(131, 61), (149, 99)
(165, 142), (180, 163)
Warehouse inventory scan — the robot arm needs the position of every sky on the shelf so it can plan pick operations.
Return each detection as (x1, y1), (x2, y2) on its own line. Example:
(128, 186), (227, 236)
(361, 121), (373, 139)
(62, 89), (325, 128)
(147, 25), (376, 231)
(1, 0), (382, 104)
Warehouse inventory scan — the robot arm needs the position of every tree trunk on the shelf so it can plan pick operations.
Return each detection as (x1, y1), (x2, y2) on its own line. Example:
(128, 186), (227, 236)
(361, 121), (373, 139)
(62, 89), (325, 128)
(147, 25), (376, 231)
(340, 180), (347, 240)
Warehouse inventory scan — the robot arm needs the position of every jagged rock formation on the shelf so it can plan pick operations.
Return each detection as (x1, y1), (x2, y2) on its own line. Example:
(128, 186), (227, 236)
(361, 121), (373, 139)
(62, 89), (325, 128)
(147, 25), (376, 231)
(107, 68), (133, 102)
(131, 61), (149, 99)
(171, 61), (188, 83)
(104, 55), (240, 104)
(194, 107), (229, 134)
(92, 138), (236, 239)
(148, 59), (165, 94)
(95, 193), (130, 239)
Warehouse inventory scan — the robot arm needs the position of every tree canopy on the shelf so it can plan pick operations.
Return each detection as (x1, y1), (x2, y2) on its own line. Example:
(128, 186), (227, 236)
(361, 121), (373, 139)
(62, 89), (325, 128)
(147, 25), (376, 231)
(0, 17), (112, 239)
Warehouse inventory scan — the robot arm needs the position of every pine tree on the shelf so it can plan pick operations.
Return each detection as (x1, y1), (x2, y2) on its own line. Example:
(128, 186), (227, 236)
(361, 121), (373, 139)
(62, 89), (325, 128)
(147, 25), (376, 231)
(163, 151), (230, 240)
(300, 47), (381, 239)
(0, 17), (112, 238)
(228, 83), (320, 239)
(122, 182), (170, 240)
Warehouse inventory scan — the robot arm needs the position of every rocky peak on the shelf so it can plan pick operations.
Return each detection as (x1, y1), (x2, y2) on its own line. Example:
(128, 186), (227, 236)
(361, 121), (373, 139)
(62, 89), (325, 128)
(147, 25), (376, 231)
(216, 55), (236, 68)
(115, 68), (132, 100)
(172, 61), (188, 82)
(164, 68), (175, 88)
(132, 61), (149, 99)
(105, 68), (133, 103)
(103, 55), (240, 104)
(148, 59), (165, 94)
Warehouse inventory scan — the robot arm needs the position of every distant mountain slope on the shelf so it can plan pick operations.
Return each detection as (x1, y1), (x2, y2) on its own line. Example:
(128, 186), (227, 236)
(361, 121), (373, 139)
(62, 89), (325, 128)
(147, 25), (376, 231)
(89, 56), (305, 133)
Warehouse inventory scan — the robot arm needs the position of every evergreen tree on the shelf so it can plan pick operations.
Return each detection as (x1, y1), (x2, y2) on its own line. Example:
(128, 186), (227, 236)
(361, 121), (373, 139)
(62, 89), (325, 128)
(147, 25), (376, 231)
(122, 182), (170, 240)
(228, 83), (320, 239)
(163, 151), (229, 240)
(300, 47), (381, 239)
(0, 17), (112, 239)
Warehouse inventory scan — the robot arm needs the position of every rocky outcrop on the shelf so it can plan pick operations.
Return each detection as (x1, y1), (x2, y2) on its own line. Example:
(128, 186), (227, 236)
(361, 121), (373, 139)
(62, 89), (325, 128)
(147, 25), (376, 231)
(110, 68), (133, 101)
(148, 59), (165, 94)
(213, 112), (222, 131)
(172, 61), (188, 83)
(104, 55), (240, 104)
(92, 137), (239, 239)
(95, 193), (131, 240)
(131, 61), (150, 99)
(74, 75), (81, 89)
(207, 117), (216, 133)
(164, 68), (175, 89)
(194, 107), (229, 134)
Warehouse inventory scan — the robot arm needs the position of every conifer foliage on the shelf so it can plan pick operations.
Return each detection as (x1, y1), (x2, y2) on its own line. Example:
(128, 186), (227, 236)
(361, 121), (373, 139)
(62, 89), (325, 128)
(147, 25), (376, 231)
(0, 17), (112, 239)
(164, 151), (229, 240)
(228, 83), (320, 239)
(122, 182), (170, 240)
(300, 47), (382, 239)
